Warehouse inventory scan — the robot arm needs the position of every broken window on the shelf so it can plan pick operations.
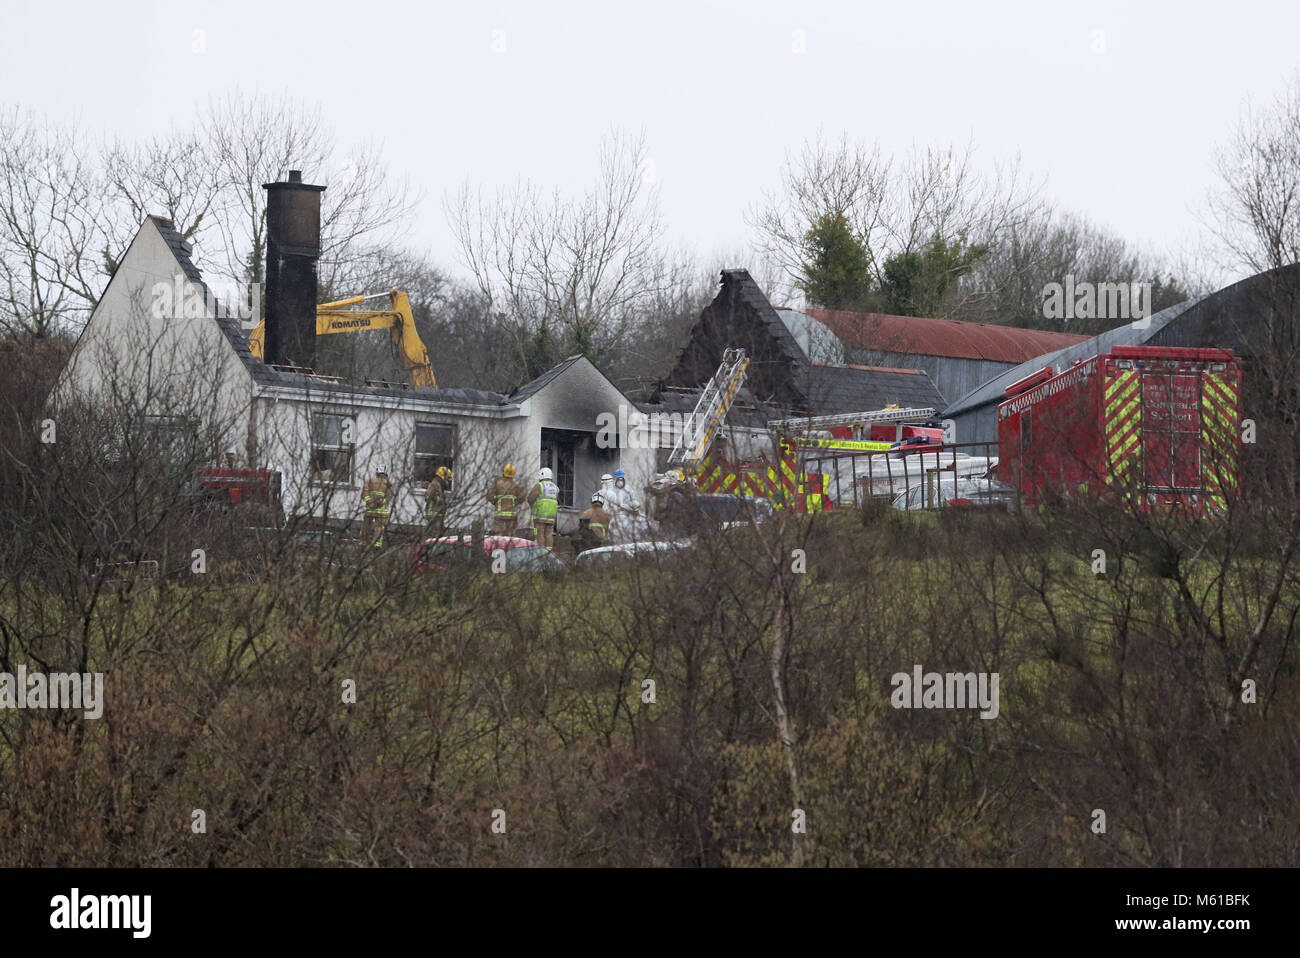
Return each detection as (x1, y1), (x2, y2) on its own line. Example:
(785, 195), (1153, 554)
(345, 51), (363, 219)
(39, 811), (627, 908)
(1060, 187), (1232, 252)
(311, 412), (354, 485)
(413, 422), (455, 486)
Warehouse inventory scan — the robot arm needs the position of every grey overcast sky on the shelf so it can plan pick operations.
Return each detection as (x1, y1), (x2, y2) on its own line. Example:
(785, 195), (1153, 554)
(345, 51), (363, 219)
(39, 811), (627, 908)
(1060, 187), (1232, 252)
(4, 0), (1298, 283)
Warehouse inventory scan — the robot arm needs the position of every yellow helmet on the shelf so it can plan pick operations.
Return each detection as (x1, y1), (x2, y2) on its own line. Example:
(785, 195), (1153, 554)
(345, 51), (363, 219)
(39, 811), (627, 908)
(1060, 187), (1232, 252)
(503, 464), (516, 478)
(437, 466), (452, 481)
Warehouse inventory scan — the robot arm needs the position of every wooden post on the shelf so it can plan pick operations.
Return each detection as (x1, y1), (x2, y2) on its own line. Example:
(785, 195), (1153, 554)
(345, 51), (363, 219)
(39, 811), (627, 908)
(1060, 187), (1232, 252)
(471, 518), (485, 567)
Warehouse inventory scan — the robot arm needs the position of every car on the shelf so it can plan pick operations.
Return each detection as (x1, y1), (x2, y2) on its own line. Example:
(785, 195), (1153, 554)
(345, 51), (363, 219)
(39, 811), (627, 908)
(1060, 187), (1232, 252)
(411, 535), (568, 573)
(891, 478), (1015, 512)
(573, 538), (696, 567)
(888, 435), (944, 456)
(694, 493), (775, 527)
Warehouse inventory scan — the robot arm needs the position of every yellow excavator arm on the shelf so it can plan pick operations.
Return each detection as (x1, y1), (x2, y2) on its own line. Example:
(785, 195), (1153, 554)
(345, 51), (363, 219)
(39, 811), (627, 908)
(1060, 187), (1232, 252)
(248, 290), (437, 389)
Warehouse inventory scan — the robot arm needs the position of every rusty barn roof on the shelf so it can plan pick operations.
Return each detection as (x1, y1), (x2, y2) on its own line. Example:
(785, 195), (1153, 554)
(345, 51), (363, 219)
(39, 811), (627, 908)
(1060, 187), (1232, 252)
(801, 308), (1090, 363)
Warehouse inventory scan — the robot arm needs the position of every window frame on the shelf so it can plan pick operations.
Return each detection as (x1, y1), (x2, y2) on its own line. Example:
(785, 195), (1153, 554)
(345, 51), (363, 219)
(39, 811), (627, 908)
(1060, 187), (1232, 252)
(539, 431), (578, 509)
(310, 411), (355, 486)
(413, 421), (457, 488)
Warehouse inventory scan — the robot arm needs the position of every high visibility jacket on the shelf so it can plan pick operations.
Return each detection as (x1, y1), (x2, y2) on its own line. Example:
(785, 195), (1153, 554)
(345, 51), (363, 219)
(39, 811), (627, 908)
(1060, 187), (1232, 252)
(530, 480), (559, 522)
(579, 505), (611, 539)
(425, 477), (446, 518)
(489, 478), (521, 519)
(362, 477), (392, 517)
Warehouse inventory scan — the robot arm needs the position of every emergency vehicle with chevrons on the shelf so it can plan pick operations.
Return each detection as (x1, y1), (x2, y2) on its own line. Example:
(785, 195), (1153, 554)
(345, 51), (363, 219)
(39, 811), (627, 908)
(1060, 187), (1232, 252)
(996, 345), (1243, 513)
(667, 347), (944, 512)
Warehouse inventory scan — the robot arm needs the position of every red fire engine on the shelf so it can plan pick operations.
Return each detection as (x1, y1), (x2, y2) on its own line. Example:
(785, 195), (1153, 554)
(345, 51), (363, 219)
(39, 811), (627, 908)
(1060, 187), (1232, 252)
(996, 345), (1243, 513)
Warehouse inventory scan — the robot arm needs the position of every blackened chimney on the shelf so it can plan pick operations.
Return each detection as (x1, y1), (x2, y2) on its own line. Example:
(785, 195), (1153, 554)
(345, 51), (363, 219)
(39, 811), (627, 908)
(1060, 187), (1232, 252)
(263, 169), (326, 369)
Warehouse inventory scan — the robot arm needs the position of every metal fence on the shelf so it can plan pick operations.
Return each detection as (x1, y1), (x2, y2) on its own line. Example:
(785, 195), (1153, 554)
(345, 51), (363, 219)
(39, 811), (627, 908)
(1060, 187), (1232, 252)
(801, 440), (1004, 512)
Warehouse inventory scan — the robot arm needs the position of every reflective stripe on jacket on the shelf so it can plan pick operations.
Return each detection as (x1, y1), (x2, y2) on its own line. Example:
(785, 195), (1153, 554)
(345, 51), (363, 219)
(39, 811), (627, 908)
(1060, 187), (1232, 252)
(425, 479), (445, 517)
(364, 486), (390, 517)
(532, 480), (559, 521)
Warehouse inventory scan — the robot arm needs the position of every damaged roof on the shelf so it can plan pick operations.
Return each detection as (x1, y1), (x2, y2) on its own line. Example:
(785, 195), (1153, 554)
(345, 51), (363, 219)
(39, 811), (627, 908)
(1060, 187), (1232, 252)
(660, 268), (944, 417)
(149, 215), (511, 407)
(508, 354), (587, 402)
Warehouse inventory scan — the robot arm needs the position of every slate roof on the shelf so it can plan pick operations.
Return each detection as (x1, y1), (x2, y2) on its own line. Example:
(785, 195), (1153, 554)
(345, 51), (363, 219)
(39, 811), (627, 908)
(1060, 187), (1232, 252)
(639, 386), (779, 431)
(800, 362), (944, 414)
(148, 216), (510, 406)
(149, 216), (278, 388)
(806, 307), (1089, 362)
(508, 354), (587, 402)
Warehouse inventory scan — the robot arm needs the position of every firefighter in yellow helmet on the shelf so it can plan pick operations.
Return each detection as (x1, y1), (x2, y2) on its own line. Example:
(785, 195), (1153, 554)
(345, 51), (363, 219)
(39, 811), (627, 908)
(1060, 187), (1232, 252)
(487, 463), (523, 536)
(527, 467), (560, 550)
(361, 466), (393, 548)
(425, 465), (452, 537)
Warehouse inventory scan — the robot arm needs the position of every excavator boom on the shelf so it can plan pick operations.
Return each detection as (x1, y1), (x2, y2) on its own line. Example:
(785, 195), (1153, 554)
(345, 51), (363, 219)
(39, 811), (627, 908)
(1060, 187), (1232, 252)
(247, 290), (437, 389)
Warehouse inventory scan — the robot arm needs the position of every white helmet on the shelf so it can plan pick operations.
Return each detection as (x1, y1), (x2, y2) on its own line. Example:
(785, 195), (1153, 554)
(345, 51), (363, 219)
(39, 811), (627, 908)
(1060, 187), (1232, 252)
(601, 473), (613, 483)
(539, 467), (553, 481)
(591, 492), (604, 504)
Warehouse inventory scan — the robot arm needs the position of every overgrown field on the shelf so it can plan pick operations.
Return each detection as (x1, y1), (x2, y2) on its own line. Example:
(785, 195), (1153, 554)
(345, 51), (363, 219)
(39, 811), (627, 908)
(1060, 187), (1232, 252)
(1, 506), (1295, 867)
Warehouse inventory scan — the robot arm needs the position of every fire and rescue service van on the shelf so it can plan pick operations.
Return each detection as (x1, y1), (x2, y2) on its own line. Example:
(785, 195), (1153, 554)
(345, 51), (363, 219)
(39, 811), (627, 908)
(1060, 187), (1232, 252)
(996, 346), (1243, 513)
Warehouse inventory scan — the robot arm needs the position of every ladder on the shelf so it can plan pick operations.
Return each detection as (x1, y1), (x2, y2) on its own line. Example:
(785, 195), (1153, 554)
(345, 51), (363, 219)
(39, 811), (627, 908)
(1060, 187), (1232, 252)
(668, 347), (750, 470)
(768, 405), (936, 434)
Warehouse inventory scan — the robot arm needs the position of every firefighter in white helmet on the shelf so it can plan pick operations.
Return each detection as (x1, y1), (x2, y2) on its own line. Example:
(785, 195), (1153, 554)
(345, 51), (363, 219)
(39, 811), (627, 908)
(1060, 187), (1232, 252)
(361, 465), (393, 548)
(527, 466), (560, 550)
(576, 491), (612, 553)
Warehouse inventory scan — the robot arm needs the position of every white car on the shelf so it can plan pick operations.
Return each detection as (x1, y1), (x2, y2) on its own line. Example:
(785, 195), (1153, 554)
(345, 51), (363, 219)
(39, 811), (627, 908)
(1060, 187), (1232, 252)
(573, 538), (695, 567)
(891, 477), (1013, 512)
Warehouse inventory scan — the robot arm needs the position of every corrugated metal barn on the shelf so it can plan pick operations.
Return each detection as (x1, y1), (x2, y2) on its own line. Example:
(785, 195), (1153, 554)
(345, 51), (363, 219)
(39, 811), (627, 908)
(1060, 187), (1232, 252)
(941, 264), (1300, 444)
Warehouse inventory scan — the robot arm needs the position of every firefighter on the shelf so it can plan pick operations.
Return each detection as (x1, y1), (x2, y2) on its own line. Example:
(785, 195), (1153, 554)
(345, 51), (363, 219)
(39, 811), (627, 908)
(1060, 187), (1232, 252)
(800, 474), (825, 514)
(576, 492), (612, 552)
(425, 465), (452, 537)
(651, 468), (696, 534)
(488, 464), (523, 536)
(361, 466), (393, 547)
(527, 467), (560, 550)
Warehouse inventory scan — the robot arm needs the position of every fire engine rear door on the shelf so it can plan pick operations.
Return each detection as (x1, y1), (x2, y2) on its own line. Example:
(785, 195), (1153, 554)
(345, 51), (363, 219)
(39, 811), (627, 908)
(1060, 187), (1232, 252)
(1141, 369), (1203, 501)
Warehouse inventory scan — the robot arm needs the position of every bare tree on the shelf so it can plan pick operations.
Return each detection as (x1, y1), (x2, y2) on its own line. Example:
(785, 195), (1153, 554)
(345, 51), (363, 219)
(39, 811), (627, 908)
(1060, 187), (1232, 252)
(0, 109), (104, 339)
(956, 207), (1196, 333)
(749, 132), (1044, 296)
(1210, 73), (1300, 275)
(445, 129), (680, 372)
(202, 92), (417, 290)
(99, 130), (226, 274)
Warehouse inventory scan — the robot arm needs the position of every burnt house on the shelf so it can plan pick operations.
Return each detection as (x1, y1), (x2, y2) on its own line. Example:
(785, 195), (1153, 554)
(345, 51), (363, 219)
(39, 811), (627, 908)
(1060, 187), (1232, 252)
(639, 269), (945, 468)
(52, 172), (653, 535)
(657, 269), (944, 416)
